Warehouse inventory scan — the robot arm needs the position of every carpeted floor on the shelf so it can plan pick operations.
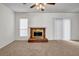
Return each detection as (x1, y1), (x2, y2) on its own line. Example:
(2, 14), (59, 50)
(0, 40), (79, 56)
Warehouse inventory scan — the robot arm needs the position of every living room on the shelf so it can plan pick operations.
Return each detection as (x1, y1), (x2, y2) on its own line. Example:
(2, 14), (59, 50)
(0, 3), (79, 56)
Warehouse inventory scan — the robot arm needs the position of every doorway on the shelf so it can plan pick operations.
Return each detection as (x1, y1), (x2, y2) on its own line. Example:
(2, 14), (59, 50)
(54, 18), (71, 40)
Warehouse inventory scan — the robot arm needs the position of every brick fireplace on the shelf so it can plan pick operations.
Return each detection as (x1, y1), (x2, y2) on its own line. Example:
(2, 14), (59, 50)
(28, 27), (48, 42)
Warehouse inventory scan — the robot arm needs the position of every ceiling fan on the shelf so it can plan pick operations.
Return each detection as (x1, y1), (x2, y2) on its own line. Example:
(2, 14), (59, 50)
(30, 3), (56, 11)
(23, 3), (56, 11)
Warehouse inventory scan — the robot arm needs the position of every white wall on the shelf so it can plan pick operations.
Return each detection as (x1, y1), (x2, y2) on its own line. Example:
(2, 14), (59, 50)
(0, 4), (15, 48)
(15, 13), (79, 40)
(71, 14), (79, 40)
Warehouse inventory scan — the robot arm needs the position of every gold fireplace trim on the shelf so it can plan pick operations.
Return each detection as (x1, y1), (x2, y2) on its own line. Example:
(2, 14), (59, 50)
(28, 27), (48, 42)
(32, 29), (44, 39)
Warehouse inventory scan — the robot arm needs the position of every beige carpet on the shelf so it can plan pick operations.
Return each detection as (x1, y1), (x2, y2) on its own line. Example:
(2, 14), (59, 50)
(0, 40), (79, 56)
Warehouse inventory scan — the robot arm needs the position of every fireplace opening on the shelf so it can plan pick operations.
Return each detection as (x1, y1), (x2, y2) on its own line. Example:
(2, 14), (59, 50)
(34, 32), (42, 36)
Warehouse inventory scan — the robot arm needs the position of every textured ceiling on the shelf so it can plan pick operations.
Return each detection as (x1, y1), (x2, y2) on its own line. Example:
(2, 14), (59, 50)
(3, 3), (79, 13)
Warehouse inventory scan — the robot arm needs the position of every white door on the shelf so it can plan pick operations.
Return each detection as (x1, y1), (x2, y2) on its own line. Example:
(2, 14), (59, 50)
(54, 19), (63, 40)
(63, 19), (71, 40)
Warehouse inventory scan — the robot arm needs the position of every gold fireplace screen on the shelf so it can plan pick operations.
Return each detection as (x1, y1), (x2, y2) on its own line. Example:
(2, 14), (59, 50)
(30, 28), (45, 39)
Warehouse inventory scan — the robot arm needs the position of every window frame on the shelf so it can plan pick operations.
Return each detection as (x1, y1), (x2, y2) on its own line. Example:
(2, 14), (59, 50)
(19, 18), (28, 37)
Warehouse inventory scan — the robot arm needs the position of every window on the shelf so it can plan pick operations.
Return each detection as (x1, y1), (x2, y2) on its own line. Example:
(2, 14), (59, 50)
(20, 18), (28, 37)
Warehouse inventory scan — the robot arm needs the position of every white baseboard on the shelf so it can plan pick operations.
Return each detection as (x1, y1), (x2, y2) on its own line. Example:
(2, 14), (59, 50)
(0, 40), (15, 49)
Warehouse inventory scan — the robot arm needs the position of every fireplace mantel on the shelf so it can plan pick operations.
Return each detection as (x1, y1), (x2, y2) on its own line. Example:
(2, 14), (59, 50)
(28, 27), (48, 42)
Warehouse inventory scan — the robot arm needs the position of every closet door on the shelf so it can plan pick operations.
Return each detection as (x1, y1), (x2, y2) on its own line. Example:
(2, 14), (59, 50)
(63, 19), (71, 40)
(54, 19), (63, 40)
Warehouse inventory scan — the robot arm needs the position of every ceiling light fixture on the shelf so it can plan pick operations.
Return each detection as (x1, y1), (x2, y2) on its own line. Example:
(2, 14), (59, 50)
(23, 3), (56, 11)
(35, 3), (46, 11)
